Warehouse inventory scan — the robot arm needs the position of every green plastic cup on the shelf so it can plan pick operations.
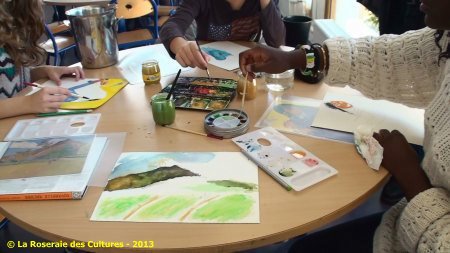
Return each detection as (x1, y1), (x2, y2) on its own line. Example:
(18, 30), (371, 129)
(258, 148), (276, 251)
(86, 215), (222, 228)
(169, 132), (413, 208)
(151, 93), (175, 125)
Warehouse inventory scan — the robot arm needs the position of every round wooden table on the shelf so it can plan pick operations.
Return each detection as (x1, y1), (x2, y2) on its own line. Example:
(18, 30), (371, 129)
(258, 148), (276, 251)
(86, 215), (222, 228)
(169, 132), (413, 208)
(0, 43), (388, 253)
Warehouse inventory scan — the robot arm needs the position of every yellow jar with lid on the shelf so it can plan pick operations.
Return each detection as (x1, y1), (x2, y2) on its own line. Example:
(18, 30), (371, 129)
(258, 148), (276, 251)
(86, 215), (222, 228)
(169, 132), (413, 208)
(237, 71), (257, 100)
(142, 60), (161, 85)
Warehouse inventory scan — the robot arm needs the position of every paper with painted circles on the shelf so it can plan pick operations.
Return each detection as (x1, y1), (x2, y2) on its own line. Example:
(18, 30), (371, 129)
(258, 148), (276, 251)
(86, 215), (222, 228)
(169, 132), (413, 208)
(232, 127), (338, 191)
(4, 114), (101, 141)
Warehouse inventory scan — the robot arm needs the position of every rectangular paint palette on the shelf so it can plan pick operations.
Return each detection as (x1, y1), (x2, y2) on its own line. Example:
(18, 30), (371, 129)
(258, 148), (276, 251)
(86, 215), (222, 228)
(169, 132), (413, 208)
(160, 77), (237, 111)
(232, 127), (338, 191)
(4, 114), (101, 141)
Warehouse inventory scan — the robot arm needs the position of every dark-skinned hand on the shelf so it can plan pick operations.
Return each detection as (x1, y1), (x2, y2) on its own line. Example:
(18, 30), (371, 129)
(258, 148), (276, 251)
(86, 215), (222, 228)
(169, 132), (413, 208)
(373, 129), (432, 201)
(239, 45), (302, 76)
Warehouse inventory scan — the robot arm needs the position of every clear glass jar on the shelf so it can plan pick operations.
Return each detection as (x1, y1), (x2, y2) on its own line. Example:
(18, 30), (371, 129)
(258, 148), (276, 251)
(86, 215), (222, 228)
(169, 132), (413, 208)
(263, 69), (294, 92)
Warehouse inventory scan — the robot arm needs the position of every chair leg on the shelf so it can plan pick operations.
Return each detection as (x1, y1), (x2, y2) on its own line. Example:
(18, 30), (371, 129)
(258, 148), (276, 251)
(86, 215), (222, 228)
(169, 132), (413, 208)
(0, 218), (9, 230)
(53, 50), (60, 66)
(60, 51), (67, 66)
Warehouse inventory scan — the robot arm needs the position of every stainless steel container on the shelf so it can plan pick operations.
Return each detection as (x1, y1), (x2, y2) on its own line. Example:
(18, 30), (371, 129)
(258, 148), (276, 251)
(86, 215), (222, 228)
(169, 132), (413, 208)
(66, 5), (118, 69)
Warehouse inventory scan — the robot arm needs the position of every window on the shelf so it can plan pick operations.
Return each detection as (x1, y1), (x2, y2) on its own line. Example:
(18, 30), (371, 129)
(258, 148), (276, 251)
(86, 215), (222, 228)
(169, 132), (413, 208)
(329, 0), (379, 37)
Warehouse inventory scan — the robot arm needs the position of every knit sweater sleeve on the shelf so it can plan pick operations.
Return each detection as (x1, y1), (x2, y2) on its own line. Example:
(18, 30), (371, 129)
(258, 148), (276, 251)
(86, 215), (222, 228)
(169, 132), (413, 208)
(160, 0), (201, 58)
(260, 0), (285, 47)
(323, 27), (442, 108)
(401, 188), (450, 252)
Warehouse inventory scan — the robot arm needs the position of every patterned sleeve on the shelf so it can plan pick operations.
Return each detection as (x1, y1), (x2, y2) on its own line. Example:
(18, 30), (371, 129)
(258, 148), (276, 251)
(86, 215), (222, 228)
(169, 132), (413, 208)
(260, 0), (285, 47)
(160, 0), (201, 58)
(324, 28), (444, 108)
(373, 188), (450, 252)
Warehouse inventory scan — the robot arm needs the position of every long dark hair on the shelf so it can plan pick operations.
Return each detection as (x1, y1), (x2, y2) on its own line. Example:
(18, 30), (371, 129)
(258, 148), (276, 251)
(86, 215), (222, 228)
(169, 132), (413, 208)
(435, 30), (450, 62)
(0, 0), (46, 67)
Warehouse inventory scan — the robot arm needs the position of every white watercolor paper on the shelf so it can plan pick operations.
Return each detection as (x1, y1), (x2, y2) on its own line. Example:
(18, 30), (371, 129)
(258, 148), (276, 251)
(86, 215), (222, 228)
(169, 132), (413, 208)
(200, 41), (250, 71)
(117, 44), (190, 85)
(312, 88), (424, 145)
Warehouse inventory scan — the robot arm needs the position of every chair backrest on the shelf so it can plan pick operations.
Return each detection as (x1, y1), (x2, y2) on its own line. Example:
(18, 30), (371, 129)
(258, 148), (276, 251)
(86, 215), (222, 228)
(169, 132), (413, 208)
(115, 0), (159, 49)
(42, 22), (76, 65)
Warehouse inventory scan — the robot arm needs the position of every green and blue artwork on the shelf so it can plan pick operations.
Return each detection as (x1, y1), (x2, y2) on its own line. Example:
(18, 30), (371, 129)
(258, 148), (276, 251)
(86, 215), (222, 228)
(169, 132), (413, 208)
(91, 152), (259, 223)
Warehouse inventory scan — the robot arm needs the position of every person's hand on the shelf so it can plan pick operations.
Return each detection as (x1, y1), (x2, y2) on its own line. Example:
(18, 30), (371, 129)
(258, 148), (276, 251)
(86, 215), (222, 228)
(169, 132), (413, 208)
(373, 129), (432, 200)
(26, 86), (71, 113)
(43, 66), (85, 85)
(172, 38), (210, 69)
(239, 45), (299, 75)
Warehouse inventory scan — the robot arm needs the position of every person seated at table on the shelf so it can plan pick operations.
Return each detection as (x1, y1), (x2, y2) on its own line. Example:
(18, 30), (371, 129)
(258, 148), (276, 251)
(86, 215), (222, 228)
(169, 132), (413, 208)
(238, 1), (450, 252)
(160, 0), (285, 70)
(0, 0), (84, 119)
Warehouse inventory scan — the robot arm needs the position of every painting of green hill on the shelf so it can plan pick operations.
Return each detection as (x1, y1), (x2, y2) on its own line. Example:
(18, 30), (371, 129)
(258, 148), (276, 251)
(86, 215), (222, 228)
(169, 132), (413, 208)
(91, 152), (260, 223)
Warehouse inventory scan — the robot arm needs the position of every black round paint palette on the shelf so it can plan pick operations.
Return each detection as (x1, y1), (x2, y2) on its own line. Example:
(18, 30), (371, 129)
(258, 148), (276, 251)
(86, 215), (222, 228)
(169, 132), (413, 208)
(204, 109), (249, 139)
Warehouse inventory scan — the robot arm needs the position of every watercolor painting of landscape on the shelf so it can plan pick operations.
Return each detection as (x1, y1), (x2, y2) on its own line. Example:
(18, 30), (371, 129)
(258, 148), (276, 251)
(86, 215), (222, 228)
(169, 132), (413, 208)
(0, 135), (94, 180)
(91, 152), (259, 223)
(255, 96), (353, 143)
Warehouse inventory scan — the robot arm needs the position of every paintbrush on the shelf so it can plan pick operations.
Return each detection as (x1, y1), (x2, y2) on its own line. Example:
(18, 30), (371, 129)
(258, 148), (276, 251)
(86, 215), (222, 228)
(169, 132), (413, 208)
(166, 69), (182, 100)
(164, 125), (223, 140)
(24, 82), (95, 100)
(195, 39), (212, 79)
(238, 72), (249, 117)
(324, 102), (354, 114)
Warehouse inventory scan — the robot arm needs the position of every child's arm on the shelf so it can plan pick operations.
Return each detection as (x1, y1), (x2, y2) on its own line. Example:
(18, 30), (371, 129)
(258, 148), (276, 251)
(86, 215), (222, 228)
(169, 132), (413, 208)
(0, 86), (70, 119)
(260, 0), (285, 47)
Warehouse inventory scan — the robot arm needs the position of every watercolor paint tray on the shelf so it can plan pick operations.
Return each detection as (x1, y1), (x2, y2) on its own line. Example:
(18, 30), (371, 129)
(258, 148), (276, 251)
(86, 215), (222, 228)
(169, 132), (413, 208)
(160, 77), (237, 111)
(4, 114), (101, 141)
(204, 109), (249, 139)
(232, 127), (338, 191)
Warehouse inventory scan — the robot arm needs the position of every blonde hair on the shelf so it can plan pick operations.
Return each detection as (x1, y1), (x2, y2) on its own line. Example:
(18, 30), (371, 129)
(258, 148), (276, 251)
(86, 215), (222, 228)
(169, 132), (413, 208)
(0, 0), (46, 67)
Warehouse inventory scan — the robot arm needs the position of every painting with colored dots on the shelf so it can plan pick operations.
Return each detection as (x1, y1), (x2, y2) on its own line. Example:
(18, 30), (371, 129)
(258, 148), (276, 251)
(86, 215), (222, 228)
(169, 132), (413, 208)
(232, 127), (338, 192)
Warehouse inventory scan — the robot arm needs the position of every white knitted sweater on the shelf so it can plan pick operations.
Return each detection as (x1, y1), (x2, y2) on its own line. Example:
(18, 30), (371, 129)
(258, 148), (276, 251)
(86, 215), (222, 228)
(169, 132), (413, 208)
(324, 27), (450, 253)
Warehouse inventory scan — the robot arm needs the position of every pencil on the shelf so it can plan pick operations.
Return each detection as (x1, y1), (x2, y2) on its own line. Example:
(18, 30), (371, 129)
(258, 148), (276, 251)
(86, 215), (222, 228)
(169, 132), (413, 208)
(37, 109), (93, 117)
(194, 39), (212, 79)
(164, 125), (223, 140)
(24, 82), (93, 100)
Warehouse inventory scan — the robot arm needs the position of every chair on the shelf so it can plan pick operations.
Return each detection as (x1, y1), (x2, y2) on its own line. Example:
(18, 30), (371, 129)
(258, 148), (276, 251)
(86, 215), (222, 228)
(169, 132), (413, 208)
(115, 0), (160, 50)
(40, 22), (77, 66)
(157, 1), (178, 28)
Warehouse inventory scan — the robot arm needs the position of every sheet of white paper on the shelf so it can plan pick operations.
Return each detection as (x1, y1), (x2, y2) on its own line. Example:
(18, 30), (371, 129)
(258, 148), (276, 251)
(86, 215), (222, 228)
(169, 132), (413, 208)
(200, 41), (250, 71)
(117, 44), (190, 85)
(311, 88), (425, 145)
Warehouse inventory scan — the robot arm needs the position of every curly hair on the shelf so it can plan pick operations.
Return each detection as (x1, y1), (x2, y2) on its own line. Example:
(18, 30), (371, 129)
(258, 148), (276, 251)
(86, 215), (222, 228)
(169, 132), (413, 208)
(435, 30), (450, 62)
(0, 0), (46, 67)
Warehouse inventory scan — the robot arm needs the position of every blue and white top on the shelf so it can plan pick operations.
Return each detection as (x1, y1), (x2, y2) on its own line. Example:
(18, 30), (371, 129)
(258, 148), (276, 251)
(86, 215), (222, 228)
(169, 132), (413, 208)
(0, 48), (29, 99)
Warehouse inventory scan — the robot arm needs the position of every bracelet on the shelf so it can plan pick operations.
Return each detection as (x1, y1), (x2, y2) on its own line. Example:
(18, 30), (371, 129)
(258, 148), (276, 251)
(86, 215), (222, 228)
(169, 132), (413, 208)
(300, 45), (315, 77)
(311, 44), (326, 73)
